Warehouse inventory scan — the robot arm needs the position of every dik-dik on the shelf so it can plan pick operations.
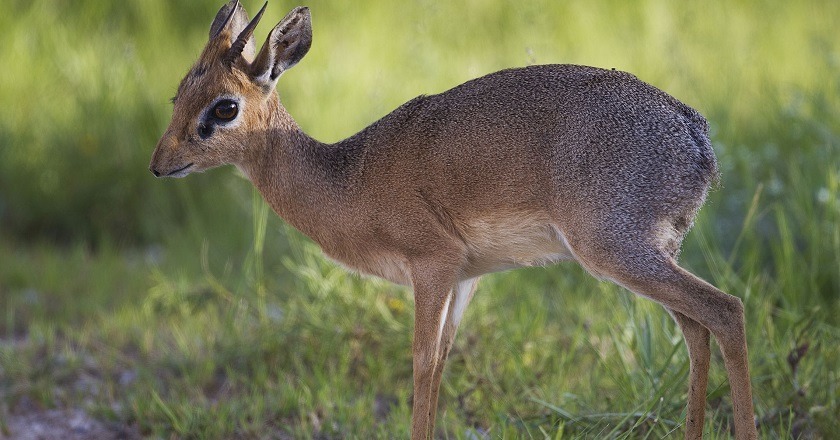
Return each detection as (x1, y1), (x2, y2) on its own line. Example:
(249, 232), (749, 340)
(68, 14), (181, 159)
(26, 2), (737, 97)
(150, 2), (757, 438)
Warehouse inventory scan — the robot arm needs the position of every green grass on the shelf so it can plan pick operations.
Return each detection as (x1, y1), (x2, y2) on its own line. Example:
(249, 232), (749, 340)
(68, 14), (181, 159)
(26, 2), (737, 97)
(1, 0), (839, 438)
(3, 207), (838, 438)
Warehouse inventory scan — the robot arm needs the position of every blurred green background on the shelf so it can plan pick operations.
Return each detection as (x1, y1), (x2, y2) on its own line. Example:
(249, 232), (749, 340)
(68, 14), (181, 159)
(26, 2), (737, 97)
(1, 0), (838, 438)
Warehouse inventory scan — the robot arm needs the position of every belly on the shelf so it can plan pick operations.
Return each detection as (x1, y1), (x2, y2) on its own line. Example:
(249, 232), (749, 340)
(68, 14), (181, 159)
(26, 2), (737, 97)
(320, 211), (574, 285)
(460, 212), (574, 278)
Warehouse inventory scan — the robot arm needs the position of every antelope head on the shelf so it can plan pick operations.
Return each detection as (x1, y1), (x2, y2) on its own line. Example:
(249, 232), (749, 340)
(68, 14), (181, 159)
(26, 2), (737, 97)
(150, 1), (312, 178)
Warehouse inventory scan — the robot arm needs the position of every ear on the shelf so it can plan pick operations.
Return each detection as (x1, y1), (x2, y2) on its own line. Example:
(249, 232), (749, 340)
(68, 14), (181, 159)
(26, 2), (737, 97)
(208, 0), (258, 62)
(250, 6), (312, 90)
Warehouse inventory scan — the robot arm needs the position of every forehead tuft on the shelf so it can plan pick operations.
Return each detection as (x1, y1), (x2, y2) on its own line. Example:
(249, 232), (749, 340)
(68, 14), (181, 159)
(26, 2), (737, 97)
(173, 63), (214, 102)
(192, 64), (208, 78)
(172, 61), (254, 107)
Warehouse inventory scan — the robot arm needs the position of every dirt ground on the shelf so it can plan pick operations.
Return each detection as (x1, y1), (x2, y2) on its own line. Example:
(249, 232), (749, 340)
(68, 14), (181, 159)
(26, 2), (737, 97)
(1, 409), (140, 440)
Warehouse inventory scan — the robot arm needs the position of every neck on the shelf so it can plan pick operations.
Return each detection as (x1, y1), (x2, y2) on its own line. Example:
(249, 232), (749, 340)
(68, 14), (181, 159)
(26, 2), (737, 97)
(237, 97), (352, 245)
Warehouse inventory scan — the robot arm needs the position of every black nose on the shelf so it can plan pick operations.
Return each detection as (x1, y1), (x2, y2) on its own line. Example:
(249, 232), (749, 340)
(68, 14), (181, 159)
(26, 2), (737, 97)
(150, 168), (161, 177)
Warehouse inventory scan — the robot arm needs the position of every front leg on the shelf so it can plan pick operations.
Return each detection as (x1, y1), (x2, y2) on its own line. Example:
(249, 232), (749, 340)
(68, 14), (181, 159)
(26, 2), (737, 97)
(428, 278), (479, 431)
(410, 264), (460, 440)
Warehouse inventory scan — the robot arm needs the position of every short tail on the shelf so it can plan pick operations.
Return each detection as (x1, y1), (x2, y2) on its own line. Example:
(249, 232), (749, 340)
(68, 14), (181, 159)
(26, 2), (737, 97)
(677, 101), (720, 189)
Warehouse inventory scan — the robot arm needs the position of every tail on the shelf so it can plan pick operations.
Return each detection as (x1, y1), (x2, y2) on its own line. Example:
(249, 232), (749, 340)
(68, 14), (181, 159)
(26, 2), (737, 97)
(676, 101), (720, 189)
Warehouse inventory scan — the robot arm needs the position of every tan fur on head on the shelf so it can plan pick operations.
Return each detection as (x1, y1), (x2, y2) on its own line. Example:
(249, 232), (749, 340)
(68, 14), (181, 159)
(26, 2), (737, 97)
(150, 3), (311, 179)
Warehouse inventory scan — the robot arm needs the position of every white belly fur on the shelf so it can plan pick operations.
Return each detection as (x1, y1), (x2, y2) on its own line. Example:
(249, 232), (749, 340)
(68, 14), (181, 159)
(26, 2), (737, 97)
(460, 211), (574, 278)
(325, 212), (573, 286)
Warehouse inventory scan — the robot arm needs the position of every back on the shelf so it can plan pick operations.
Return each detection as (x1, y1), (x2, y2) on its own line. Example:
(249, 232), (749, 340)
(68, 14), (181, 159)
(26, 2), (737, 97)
(346, 64), (716, 223)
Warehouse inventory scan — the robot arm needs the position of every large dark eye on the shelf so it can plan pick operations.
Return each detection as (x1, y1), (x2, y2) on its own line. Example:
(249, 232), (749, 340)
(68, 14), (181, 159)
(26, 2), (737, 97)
(212, 100), (238, 121)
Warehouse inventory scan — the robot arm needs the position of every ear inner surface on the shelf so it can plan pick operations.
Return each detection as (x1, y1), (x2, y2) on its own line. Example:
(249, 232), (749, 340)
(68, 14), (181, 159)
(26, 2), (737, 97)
(249, 7), (312, 89)
(275, 7), (312, 72)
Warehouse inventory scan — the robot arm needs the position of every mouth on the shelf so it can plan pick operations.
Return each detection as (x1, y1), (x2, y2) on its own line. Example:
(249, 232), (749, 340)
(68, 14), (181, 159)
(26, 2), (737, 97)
(166, 163), (194, 177)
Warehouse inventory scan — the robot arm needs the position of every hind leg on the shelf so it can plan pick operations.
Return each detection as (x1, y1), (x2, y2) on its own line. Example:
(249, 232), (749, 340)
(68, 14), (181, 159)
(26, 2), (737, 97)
(669, 309), (711, 439)
(566, 234), (756, 439)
